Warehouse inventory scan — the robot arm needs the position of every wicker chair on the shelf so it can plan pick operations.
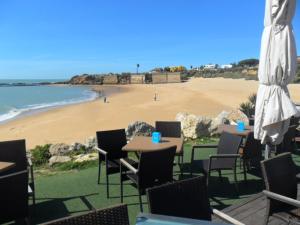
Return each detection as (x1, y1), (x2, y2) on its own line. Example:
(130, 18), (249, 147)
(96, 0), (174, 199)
(191, 132), (242, 187)
(120, 146), (176, 212)
(261, 153), (300, 225)
(239, 132), (263, 181)
(155, 121), (184, 169)
(42, 204), (129, 225)
(95, 129), (137, 198)
(0, 139), (35, 205)
(0, 170), (29, 224)
(276, 125), (297, 155)
(146, 177), (244, 225)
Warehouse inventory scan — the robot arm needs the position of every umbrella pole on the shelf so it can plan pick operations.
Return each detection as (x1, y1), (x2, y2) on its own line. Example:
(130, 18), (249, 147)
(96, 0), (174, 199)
(265, 142), (273, 159)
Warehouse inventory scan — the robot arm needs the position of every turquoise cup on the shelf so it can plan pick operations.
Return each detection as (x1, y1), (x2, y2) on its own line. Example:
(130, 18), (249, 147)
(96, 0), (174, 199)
(236, 121), (245, 132)
(152, 132), (161, 143)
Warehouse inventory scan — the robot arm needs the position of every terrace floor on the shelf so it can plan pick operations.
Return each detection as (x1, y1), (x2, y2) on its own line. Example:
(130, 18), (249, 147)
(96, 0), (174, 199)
(26, 142), (300, 225)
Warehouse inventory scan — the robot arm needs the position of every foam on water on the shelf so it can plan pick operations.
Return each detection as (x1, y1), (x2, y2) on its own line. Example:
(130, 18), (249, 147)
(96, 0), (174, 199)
(0, 88), (98, 123)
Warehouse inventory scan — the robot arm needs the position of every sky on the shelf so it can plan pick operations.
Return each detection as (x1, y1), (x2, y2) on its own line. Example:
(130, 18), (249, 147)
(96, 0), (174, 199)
(0, 0), (299, 79)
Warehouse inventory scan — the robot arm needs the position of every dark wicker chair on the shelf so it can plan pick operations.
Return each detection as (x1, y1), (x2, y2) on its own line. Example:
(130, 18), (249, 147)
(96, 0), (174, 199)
(42, 204), (129, 225)
(276, 125), (297, 155)
(0, 170), (29, 224)
(261, 153), (300, 225)
(0, 139), (35, 205)
(120, 146), (176, 212)
(146, 177), (244, 225)
(239, 132), (263, 181)
(191, 132), (242, 187)
(95, 129), (137, 198)
(155, 121), (184, 171)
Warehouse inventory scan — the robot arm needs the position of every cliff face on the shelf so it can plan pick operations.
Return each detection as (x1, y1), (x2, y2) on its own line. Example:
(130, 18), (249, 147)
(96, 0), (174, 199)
(69, 75), (102, 85)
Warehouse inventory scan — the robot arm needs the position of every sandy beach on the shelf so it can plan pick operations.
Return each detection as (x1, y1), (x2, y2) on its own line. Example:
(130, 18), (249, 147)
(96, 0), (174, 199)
(1, 77), (300, 149)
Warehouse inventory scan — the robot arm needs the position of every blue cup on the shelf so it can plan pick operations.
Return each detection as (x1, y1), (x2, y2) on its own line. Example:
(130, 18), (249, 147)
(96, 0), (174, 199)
(152, 132), (161, 143)
(236, 121), (245, 132)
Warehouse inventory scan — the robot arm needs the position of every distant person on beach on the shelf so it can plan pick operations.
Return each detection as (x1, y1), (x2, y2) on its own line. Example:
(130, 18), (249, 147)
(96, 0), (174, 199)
(154, 93), (157, 101)
(104, 96), (107, 103)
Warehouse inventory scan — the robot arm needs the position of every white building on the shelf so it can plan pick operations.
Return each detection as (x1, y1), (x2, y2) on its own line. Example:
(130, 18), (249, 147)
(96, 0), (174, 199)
(204, 64), (217, 69)
(220, 64), (233, 69)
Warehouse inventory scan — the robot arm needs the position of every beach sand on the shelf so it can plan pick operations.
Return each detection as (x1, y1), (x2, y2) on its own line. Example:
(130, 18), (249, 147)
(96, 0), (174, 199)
(1, 77), (300, 149)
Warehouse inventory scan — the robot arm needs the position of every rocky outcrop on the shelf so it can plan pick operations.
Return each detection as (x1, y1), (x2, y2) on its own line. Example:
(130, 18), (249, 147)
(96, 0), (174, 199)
(226, 110), (249, 125)
(49, 156), (72, 166)
(209, 111), (230, 135)
(74, 153), (98, 163)
(85, 136), (97, 149)
(69, 75), (102, 85)
(176, 113), (212, 139)
(126, 121), (155, 139)
(49, 143), (72, 156)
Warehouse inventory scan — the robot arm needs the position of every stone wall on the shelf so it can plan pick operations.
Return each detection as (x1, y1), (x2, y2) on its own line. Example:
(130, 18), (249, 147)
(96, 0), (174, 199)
(167, 72), (181, 83)
(130, 74), (145, 84)
(152, 73), (168, 84)
(103, 75), (118, 84)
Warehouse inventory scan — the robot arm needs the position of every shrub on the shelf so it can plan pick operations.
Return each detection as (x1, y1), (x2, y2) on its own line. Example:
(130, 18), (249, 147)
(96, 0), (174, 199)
(31, 144), (51, 166)
(239, 93), (256, 118)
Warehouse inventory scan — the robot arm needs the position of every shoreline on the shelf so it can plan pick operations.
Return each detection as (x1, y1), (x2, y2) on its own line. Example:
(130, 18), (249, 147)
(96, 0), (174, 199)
(1, 77), (300, 149)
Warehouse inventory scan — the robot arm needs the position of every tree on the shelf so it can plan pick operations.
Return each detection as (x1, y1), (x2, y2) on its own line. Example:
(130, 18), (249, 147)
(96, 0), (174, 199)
(136, 64), (140, 74)
(238, 59), (259, 67)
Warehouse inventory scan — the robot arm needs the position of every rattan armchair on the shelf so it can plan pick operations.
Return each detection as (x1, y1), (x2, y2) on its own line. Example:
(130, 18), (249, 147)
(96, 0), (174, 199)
(239, 132), (263, 181)
(120, 146), (176, 212)
(0, 170), (29, 224)
(155, 121), (184, 170)
(0, 139), (35, 205)
(42, 204), (129, 225)
(191, 132), (242, 187)
(95, 129), (137, 198)
(261, 153), (300, 225)
(146, 177), (244, 225)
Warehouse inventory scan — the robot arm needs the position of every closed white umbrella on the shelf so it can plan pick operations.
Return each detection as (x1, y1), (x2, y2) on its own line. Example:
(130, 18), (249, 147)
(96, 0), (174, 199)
(254, 0), (299, 158)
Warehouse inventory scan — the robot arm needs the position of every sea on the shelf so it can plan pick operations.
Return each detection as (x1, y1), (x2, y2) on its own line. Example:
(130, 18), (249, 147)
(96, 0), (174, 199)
(0, 79), (98, 123)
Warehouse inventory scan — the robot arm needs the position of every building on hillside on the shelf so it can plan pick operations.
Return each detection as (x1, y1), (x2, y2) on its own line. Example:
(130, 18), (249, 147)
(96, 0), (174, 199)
(204, 64), (217, 70)
(130, 74), (145, 84)
(220, 64), (233, 69)
(102, 75), (119, 84)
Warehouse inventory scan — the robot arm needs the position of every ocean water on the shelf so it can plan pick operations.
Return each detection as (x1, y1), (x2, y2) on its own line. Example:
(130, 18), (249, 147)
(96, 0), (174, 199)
(0, 79), (98, 123)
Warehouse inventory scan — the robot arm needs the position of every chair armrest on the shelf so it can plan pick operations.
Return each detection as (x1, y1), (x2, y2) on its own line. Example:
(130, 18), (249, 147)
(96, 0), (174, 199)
(0, 170), (28, 180)
(94, 147), (108, 156)
(120, 158), (138, 174)
(263, 190), (300, 208)
(27, 157), (33, 167)
(213, 208), (245, 225)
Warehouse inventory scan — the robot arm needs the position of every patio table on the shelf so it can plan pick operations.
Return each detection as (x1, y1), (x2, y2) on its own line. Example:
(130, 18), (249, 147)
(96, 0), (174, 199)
(0, 161), (15, 173)
(136, 213), (232, 225)
(217, 124), (254, 138)
(122, 136), (183, 154)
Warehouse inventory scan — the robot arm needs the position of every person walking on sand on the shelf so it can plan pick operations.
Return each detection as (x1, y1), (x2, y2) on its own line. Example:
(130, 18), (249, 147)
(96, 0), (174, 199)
(103, 96), (107, 103)
(154, 92), (157, 101)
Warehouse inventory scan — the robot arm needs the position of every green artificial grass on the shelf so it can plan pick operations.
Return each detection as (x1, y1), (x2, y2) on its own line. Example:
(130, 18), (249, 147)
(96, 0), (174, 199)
(29, 142), (298, 225)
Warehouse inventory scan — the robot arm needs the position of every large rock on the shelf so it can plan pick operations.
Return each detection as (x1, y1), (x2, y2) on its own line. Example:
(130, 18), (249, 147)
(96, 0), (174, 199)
(49, 156), (71, 166)
(126, 121), (155, 139)
(49, 143), (72, 156)
(176, 113), (212, 139)
(69, 142), (86, 152)
(226, 109), (249, 125)
(74, 153), (98, 163)
(85, 136), (97, 150)
(209, 111), (230, 135)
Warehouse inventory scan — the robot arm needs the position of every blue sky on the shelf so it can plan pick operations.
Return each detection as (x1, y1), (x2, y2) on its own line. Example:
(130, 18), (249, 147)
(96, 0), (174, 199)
(0, 0), (299, 79)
